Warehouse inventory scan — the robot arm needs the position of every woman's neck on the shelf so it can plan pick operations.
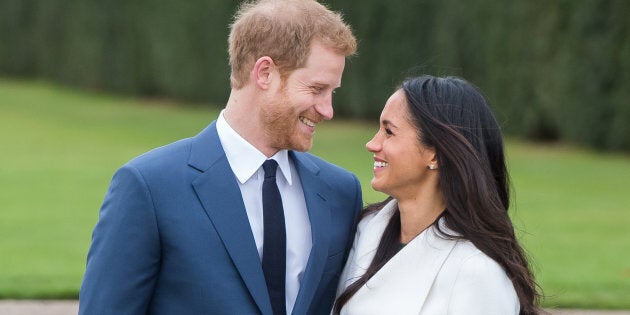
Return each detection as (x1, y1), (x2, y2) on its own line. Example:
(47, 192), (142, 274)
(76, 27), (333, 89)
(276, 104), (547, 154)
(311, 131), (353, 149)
(397, 190), (445, 244)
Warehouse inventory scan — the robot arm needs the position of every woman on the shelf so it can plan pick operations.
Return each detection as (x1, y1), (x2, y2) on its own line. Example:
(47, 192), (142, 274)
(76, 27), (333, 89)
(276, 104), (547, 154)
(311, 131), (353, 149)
(333, 75), (541, 315)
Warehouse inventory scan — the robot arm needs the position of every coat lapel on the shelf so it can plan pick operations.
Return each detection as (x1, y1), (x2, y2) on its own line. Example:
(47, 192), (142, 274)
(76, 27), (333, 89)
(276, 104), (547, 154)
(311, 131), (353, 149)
(189, 122), (272, 315)
(342, 200), (398, 285)
(349, 200), (457, 315)
(289, 152), (332, 315)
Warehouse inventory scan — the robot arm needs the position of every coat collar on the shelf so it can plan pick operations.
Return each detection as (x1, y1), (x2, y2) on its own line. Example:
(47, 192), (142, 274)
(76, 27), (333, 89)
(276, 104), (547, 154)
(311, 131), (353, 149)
(189, 122), (332, 315)
(345, 199), (458, 315)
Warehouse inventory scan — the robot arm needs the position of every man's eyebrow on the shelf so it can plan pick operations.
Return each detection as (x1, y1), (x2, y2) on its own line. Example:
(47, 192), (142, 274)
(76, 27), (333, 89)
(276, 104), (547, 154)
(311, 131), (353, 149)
(309, 80), (342, 89)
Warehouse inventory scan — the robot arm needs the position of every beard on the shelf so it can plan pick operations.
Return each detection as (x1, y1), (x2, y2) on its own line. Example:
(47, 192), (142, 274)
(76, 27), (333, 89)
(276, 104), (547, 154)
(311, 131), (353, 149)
(261, 92), (314, 152)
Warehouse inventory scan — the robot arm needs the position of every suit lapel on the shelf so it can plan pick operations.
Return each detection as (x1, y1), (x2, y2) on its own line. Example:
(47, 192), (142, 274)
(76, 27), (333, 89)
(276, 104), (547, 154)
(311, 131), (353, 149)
(289, 152), (332, 315)
(189, 122), (272, 315)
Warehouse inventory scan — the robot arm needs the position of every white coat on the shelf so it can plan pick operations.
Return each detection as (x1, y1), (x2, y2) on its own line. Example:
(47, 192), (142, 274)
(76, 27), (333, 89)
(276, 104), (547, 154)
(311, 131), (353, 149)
(336, 199), (519, 315)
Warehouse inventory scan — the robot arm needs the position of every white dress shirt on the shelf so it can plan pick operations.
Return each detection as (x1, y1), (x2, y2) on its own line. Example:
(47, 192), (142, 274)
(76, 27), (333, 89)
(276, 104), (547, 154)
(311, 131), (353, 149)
(216, 111), (312, 314)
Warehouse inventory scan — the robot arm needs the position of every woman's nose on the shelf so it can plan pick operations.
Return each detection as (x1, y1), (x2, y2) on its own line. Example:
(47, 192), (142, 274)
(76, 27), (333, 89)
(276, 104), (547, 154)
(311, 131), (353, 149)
(366, 134), (380, 152)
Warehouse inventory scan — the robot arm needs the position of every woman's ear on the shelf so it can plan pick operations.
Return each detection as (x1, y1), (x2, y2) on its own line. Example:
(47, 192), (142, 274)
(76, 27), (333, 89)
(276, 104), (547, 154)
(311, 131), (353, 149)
(427, 151), (438, 170)
(252, 56), (276, 90)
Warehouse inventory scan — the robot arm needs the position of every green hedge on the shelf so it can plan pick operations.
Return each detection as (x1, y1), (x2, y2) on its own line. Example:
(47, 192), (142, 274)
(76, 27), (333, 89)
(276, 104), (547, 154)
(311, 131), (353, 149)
(0, 0), (235, 101)
(1, 0), (628, 151)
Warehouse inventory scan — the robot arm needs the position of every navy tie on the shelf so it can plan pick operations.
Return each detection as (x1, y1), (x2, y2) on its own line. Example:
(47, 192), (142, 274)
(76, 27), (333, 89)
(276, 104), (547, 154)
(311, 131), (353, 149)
(262, 160), (286, 315)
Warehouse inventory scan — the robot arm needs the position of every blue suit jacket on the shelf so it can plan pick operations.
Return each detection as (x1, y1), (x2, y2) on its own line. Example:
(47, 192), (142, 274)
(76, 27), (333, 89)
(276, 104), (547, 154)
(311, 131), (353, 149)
(79, 122), (363, 314)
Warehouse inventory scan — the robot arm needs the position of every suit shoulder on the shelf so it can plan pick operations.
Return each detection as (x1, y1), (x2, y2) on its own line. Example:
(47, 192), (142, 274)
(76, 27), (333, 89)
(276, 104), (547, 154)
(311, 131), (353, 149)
(294, 152), (355, 178)
(124, 137), (194, 172)
(292, 152), (361, 205)
(297, 152), (361, 192)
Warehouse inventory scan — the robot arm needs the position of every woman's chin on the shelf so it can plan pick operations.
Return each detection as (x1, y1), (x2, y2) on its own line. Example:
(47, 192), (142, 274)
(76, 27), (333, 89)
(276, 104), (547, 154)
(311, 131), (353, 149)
(370, 180), (387, 195)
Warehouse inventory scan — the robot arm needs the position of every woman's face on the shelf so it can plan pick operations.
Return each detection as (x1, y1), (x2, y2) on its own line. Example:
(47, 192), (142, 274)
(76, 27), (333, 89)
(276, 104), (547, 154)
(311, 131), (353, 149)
(366, 90), (437, 200)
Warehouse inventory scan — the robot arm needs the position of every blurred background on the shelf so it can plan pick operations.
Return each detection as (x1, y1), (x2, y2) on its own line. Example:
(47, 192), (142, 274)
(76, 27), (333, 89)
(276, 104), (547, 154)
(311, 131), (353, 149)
(1, 0), (628, 310)
(2, 0), (629, 150)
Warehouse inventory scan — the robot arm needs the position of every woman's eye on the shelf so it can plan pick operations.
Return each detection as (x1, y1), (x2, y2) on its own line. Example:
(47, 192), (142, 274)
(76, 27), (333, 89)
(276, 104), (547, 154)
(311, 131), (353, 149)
(385, 128), (393, 135)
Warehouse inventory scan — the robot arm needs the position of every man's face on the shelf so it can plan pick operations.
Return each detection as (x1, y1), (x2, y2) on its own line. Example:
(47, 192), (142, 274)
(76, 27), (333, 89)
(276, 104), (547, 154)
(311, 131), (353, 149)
(261, 41), (346, 152)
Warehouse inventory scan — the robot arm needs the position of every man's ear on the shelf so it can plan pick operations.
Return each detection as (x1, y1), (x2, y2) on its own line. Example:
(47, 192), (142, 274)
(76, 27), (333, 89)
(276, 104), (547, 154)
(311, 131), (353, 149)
(252, 56), (276, 90)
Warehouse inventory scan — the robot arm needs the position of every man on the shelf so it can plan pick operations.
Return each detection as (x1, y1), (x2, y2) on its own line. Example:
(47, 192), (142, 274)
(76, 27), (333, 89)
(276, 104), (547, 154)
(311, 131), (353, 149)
(79, 0), (361, 314)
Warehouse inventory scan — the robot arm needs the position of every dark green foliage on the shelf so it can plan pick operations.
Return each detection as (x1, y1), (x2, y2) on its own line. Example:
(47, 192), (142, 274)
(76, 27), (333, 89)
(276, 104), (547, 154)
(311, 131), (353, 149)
(0, 0), (236, 101)
(331, 0), (630, 151)
(0, 0), (628, 151)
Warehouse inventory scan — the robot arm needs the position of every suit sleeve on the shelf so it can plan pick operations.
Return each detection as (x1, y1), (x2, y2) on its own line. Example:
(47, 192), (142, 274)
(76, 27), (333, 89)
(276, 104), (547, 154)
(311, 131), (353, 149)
(447, 252), (520, 315)
(79, 165), (161, 315)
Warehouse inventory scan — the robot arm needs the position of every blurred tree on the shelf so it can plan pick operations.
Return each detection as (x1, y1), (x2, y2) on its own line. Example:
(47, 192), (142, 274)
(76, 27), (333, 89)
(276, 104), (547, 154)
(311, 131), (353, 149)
(0, 0), (628, 151)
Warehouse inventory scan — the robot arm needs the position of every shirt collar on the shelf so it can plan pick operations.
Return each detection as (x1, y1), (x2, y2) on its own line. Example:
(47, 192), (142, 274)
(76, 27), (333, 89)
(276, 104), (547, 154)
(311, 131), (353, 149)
(216, 110), (293, 185)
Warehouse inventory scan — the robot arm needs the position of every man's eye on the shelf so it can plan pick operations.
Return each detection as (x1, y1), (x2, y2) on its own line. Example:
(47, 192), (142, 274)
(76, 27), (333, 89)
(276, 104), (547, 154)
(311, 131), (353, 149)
(385, 128), (393, 135)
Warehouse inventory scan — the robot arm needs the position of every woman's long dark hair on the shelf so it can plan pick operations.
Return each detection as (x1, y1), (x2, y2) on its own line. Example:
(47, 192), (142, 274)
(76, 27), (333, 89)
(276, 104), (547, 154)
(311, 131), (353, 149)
(334, 76), (541, 315)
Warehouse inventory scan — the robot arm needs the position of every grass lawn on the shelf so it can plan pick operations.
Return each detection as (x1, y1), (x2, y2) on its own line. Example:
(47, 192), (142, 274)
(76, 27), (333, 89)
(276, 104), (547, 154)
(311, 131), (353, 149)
(1, 79), (629, 308)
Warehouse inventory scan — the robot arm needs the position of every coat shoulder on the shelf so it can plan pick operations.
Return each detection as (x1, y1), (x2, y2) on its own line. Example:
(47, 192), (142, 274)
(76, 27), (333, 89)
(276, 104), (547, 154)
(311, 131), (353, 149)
(449, 240), (510, 283)
(443, 240), (520, 314)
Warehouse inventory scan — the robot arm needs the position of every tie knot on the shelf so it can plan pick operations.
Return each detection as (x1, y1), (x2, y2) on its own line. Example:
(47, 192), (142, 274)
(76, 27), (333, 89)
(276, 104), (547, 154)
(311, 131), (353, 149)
(262, 159), (278, 179)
